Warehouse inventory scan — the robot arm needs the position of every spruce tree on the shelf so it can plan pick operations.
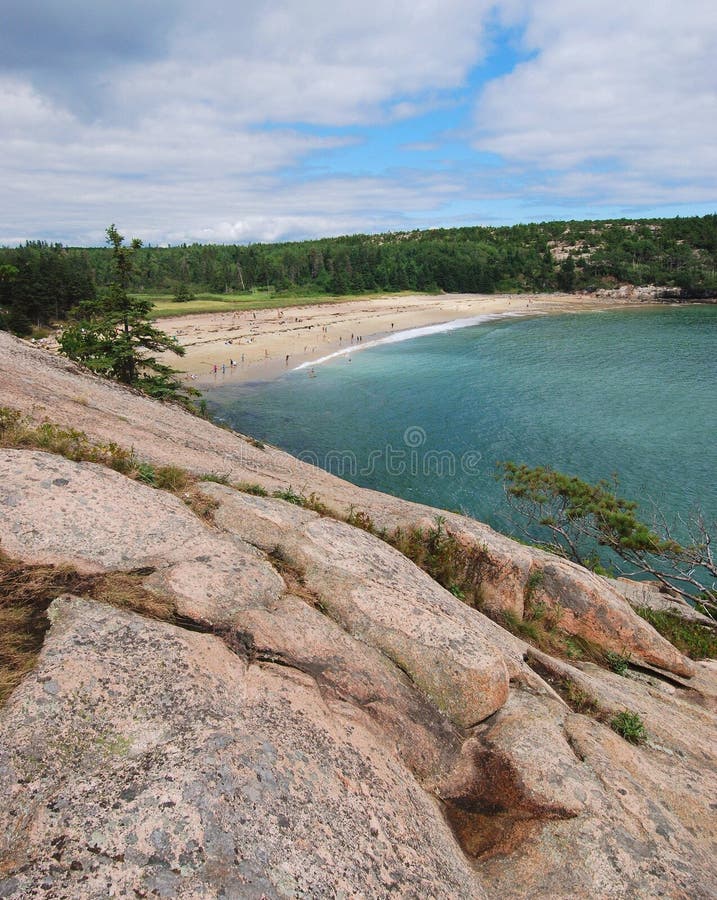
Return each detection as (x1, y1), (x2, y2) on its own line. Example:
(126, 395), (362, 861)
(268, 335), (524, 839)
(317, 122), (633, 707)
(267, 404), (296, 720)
(60, 225), (190, 403)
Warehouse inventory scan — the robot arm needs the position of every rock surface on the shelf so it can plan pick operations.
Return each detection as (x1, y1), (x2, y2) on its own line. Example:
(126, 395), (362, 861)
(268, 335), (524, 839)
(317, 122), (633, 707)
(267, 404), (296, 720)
(611, 576), (717, 627)
(1, 331), (716, 898)
(0, 597), (480, 899)
(0, 331), (691, 676)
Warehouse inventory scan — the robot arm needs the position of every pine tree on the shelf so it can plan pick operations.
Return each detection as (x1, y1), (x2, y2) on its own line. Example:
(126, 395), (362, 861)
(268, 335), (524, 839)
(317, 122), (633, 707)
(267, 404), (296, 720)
(60, 225), (190, 403)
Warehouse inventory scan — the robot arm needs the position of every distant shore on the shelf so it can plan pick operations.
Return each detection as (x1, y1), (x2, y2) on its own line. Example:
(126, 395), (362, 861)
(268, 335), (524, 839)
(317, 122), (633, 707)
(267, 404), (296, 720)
(158, 292), (654, 388)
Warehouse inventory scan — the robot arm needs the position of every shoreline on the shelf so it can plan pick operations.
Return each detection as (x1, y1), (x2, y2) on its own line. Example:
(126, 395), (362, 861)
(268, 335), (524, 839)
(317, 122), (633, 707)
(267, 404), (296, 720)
(157, 292), (655, 389)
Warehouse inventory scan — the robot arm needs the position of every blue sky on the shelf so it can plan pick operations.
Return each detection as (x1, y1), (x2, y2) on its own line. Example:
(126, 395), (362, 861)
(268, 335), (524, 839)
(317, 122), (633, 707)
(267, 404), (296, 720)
(1, 0), (715, 246)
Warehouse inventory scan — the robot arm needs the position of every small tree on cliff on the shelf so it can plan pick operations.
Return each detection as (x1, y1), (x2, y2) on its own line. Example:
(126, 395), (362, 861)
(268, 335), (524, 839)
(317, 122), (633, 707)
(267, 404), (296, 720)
(499, 462), (716, 617)
(60, 225), (189, 402)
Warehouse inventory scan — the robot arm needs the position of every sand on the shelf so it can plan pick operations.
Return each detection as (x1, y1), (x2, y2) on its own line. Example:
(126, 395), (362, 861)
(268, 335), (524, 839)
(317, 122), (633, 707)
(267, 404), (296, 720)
(158, 292), (645, 389)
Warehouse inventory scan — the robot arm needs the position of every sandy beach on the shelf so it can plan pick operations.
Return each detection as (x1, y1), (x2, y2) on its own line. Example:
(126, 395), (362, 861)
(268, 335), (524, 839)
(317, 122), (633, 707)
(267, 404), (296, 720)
(159, 292), (645, 389)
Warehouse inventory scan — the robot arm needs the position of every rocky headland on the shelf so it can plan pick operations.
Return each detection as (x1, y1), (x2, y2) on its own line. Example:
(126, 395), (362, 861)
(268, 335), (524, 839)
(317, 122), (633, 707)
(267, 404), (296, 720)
(0, 330), (715, 898)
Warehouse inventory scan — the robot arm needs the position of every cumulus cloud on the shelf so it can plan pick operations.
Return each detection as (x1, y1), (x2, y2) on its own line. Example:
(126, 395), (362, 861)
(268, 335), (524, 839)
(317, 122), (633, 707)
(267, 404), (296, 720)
(1, 1), (496, 243)
(473, 0), (717, 205)
(0, 0), (714, 245)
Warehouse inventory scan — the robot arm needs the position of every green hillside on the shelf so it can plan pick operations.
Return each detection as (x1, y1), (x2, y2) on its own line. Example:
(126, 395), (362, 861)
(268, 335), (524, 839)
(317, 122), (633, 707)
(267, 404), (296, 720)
(2, 215), (716, 334)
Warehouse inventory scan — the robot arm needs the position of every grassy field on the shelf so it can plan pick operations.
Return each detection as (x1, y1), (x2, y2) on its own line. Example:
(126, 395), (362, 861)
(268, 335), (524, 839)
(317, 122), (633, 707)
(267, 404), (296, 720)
(144, 289), (434, 319)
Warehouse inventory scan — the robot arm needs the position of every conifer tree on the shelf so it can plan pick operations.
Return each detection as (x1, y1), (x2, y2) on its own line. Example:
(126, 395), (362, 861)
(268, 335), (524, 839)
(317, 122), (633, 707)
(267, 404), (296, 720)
(60, 225), (189, 403)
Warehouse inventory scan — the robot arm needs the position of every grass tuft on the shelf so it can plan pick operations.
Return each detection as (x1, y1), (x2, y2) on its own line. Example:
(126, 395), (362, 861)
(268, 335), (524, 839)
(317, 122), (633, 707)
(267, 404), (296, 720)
(611, 710), (647, 744)
(387, 517), (503, 610)
(346, 508), (377, 533)
(154, 465), (191, 492)
(199, 472), (232, 485)
(0, 406), (220, 524)
(182, 487), (220, 522)
(237, 482), (269, 497)
(635, 606), (717, 659)
(604, 649), (631, 676)
(271, 487), (333, 516)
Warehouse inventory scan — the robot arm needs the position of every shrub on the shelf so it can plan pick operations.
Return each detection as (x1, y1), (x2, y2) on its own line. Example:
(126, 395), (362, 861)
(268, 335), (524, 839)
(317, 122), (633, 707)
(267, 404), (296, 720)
(200, 472), (231, 485)
(154, 465), (191, 492)
(636, 607), (717, 659)
(135, 462), (157, 485)
(611, 710), (647, 744)
(237, 482), (269, 497)
(388, 518), (501, 610)
(605, 650), (631, 676)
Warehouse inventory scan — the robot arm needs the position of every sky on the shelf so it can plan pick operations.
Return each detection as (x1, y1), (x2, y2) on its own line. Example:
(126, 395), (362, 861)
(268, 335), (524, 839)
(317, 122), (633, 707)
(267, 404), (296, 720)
(1, 0), (716, 246)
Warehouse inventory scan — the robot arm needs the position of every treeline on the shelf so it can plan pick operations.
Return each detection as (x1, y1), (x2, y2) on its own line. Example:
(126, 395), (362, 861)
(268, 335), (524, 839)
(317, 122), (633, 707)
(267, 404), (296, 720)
(2, 215), (716, 333)
(0, 243), (96, 334)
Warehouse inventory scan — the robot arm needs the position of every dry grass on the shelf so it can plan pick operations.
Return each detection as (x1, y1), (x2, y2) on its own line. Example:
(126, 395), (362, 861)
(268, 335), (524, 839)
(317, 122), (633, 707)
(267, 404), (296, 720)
(0, 549), (176, 708)
(0, 406), (136, 473)
(388, 518), (503, 610)
(0, 405), (225, 525)
(266, 546), (321, 606)
(182, 487), (220, 522)
(524, 653), (602, 717)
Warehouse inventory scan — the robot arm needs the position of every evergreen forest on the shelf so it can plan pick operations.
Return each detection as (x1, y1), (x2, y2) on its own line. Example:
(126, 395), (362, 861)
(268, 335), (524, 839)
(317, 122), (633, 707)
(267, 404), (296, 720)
(2, 214), (716, 334)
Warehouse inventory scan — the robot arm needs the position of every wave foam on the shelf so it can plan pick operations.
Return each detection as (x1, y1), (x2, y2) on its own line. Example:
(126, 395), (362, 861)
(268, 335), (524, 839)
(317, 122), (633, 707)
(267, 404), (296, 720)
(293, 311), (540, 371)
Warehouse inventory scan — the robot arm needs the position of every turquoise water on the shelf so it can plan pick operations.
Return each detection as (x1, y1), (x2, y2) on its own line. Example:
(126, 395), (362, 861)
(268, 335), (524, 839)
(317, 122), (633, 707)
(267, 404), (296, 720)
(207, 305), (717, 539)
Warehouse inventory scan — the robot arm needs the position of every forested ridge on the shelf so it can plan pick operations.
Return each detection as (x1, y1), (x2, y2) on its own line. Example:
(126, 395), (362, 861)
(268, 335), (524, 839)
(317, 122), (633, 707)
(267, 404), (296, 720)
(1, 214), (716, 333)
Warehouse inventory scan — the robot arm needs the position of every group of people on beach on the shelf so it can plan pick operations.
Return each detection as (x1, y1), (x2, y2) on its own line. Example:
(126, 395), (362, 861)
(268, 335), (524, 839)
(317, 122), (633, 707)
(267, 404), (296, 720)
(211, 360), (239, 375)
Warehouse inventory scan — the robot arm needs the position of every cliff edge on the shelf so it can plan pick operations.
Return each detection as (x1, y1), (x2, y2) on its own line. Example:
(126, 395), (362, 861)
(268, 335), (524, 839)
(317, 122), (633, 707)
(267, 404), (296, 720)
(0, 331), (715, 898)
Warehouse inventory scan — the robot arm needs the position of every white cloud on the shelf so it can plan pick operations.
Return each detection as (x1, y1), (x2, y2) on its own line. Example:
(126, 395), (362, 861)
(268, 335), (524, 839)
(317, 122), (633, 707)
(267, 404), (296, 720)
(0, 1), (497, 244)
(1, 1), (715, 246)
(473, 0), (717, 204)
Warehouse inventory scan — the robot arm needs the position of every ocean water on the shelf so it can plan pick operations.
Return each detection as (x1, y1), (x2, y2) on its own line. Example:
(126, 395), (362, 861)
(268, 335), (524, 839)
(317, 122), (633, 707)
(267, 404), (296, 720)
(207, 304), (717, 541)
